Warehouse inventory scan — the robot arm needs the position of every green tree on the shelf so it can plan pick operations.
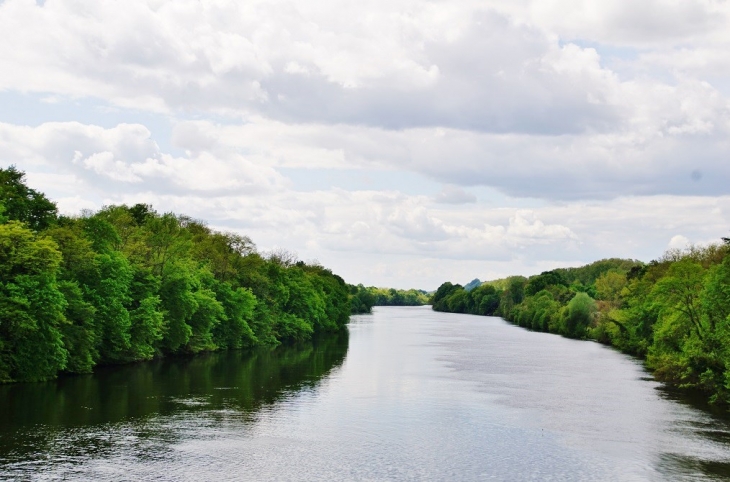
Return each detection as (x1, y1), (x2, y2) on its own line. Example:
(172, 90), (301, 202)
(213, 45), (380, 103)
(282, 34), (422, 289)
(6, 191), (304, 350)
(0, 166), (57, 231)
(159, 261), (198, 352)
(0, 175), (354, 385)
(145, 213), (192, 278)
(349, 284), (376, 314)
(211, 281), (257, 349)
(57, 280), (97, 373)
(524, 270), (568, 297)
(126, 268), (164, 360)
(44, 222), (101, 371)
(470, 284), (500, 315)
(91, 251), (134, 362)
(432, 282), (462, 312)
(447, 289), (469, 313)
(563, 292), (596, 338)
(0, 222), (67, 381)
(651, 259), (706, 341)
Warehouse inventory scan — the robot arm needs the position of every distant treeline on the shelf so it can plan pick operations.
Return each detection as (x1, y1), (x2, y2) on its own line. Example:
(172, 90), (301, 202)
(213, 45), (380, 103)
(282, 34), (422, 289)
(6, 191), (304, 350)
(350, 285), (429, 314)
(432, 251), (730, 405)
(0, 167), (351, 383)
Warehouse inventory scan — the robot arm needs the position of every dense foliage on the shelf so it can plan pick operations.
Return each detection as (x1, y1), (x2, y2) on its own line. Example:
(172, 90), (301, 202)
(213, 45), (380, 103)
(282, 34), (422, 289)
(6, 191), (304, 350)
(349, 285), (429, 314)
(0, 167), (351, 383)
(433, 252), (730, 405)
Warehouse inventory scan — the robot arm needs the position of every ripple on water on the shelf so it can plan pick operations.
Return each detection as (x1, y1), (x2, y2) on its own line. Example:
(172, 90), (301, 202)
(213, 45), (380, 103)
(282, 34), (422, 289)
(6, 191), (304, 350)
(1, 307), (730, 481)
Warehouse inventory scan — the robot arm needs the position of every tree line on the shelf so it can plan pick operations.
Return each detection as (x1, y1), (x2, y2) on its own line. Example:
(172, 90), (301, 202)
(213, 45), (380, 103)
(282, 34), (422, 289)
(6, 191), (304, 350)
(349, 285), (429, 314)
(0, 166), (351, 383)
(432, 250), (730, 405)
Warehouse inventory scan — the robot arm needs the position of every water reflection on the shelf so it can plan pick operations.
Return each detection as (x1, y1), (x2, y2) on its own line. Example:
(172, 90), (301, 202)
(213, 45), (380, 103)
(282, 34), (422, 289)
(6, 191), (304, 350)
(2, 308), (730, 481)
(653, 388), (730, 480)
(0, 329), (348, 477)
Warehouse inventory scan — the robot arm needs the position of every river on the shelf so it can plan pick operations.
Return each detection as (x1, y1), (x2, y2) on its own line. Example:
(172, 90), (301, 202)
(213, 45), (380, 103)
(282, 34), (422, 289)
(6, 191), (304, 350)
(1, 306), (729, 481)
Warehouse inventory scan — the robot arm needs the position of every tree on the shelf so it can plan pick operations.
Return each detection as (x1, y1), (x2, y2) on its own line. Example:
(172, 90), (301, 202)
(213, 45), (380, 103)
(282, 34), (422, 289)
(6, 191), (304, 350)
(57, 280), (97, 373)
(159, 261), (198, 352)
(0, 166), (57, 231)
(595, 271), (627, 306)
(524, 270), (568, 297)
(0, 222), (67, 381)
(431, 282), (462, 311)
(349, 284), (375, 314)
(211, 281), (257, 349)
(144, 213), (191, 278)
(91, 251), (134, 362)
(446, 289), (469, 313)
(563, 292), (596, 338)
(651, 259), (706, 341)
(44, 222), (100, 372)
(126, 267), (164, 360)
(469, 284), (499, 314)
(0, 175), (355, 385)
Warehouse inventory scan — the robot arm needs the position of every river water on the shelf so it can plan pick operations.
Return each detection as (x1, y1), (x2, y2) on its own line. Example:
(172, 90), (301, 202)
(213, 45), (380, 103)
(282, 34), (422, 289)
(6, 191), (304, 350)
(1, 306), (730, 481)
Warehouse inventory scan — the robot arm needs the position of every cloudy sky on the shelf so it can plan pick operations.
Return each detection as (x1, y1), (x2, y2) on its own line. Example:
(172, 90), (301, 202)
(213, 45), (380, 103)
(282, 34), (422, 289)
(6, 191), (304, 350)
(1, 0), (729, 289)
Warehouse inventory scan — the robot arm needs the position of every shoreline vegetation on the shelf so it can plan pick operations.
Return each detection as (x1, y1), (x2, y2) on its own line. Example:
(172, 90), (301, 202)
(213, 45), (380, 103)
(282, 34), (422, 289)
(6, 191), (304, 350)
(3, 164), (729, 412)
(349, 286), (429, 314)
(0, 166), (352, 383)
(431, 249), (730, 406)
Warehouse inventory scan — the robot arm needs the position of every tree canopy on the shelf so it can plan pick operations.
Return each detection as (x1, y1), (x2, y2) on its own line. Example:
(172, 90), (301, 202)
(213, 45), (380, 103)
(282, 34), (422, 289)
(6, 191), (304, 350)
(0, 167), (351, 383)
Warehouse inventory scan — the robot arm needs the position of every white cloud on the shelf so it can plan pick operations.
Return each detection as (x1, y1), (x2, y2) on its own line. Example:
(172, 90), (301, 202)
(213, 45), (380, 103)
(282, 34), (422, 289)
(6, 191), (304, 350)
(74, 150), (143, 182)
(523, 0), (729, 46)
(1, 0), (729, 288)
(433, 185), (476, 204)
(668, 234), (691, 250)
(0, 121), (286, 197)
(2, 0), (718, 134)
(168, 117), (730, 199)
(80, 188), (727, 289)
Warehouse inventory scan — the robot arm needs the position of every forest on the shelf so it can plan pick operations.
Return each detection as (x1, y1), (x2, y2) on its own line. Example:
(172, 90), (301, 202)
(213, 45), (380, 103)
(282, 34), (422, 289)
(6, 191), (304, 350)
(0, 167), (352, 383)
(432, 249), (730, 405)
(349, 285), (429, 314)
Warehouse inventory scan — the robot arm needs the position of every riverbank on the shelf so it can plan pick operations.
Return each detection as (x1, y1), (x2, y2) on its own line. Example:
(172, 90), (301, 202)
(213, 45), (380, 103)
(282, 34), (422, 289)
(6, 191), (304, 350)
(431, 247), (730, 407)
(0, 166), (351, 384)
(2, 307), (728, 480)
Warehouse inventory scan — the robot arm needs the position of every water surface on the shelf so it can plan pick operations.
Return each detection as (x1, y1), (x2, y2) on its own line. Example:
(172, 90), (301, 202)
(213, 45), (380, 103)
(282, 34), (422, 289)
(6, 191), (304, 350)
(1, 306), (729, 480)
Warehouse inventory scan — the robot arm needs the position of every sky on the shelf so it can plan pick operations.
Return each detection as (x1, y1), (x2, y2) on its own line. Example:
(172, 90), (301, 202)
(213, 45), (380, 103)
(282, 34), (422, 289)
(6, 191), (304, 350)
(1, 0), (729, 290)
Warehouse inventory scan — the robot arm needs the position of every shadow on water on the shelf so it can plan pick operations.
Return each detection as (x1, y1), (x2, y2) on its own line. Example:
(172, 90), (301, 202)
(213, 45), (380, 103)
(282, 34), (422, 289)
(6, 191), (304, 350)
(0, 329), (349, 462)
(654, 386), (730, 480)
(658, 454), (730, 481)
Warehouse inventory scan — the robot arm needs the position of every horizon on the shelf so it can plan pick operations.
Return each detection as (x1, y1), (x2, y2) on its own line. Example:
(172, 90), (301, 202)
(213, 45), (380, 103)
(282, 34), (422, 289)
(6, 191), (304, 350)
(1, 0), (729, 290)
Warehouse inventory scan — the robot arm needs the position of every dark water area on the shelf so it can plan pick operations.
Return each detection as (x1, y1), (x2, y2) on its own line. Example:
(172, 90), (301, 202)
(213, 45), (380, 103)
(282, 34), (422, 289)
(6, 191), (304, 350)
(1, 307), (730, 481)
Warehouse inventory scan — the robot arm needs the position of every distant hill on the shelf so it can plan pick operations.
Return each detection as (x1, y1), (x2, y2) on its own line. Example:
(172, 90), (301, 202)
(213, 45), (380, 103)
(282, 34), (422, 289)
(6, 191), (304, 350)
(463, 278), (482, 292)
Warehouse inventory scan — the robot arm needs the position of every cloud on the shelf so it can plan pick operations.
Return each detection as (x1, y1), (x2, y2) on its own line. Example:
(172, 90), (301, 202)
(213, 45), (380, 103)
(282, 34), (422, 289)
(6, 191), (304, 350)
(86, 187), (729, 288)
(668, 234), (691, 250)
(523, 0), (728, 46)
(5, 116), (729, 207)
(1, 0), (728, 202)
(1, 0), (729, 289)
(73, 150), (143, 182)
(0, 121), (286, 197)
(433, 185), (476, 204)
(169, 117), (730, 199)
(0, 0), (696, 134)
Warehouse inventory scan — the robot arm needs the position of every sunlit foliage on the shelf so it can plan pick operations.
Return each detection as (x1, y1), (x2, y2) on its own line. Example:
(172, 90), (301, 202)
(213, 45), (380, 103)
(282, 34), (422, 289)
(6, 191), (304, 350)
(0, 167), (350, 383)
